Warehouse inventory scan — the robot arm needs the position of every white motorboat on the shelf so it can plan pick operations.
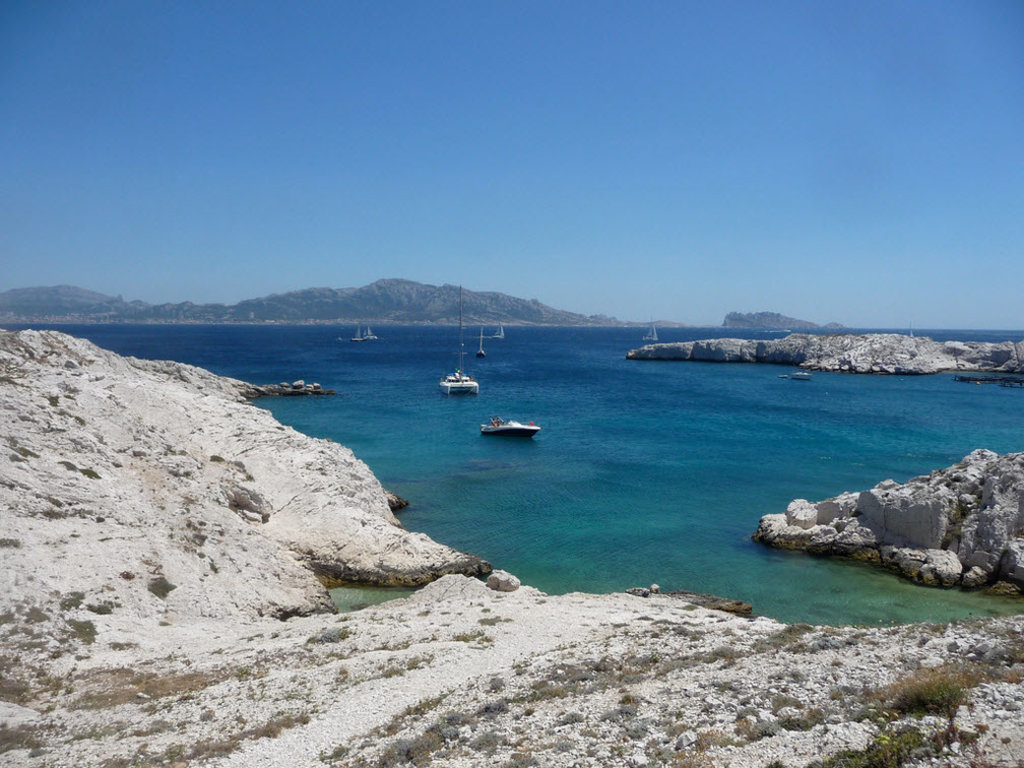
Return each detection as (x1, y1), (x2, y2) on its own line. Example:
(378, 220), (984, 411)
(480, 417), (540, 437)
(791, 371), (812, 381)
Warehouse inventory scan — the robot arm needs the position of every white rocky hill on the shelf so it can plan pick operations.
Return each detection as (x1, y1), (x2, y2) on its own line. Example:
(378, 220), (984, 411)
(2, 330), (1023, 768)
(627, 333), (1024, 374)
(0, 330), (487, 632)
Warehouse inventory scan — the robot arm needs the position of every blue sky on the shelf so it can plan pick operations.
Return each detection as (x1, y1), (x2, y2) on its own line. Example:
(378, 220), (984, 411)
(2, 2), (1022, 328)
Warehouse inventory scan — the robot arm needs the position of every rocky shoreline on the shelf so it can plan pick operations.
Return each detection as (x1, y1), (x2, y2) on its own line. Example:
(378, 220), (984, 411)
(3, 329), (1024, 767)
(627, 332), (1024, 375)
(238, 380), (337, 397)
(753, 449), (1024, 594)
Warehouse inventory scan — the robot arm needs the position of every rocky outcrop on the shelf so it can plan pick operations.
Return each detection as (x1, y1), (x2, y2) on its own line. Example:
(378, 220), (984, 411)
(754, 449), (1024, 592)
(0, 330), (489, 642)
(627, 333), (1024, 374)
(238, 380), (336, 397)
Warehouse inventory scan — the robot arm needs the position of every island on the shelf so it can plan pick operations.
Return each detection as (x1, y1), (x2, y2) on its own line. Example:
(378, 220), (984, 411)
(2, 329), (1023, 767)
(627, 332), (1024, 375)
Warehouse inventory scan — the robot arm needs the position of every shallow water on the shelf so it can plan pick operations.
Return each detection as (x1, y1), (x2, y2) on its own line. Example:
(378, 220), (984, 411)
(13, 322), (1024, 624)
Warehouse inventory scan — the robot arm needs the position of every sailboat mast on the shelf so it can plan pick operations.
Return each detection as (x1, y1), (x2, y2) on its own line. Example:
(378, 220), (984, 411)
(458, 286), (465, 373)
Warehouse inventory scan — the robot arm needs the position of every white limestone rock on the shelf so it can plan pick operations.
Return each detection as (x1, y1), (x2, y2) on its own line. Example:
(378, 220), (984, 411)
(0, 329), (489, 646)
(785, 499), (818, 529)
(754, 448), (1024, 592)
(486, 569), (522, 592)
(628, 332), (1024, 375)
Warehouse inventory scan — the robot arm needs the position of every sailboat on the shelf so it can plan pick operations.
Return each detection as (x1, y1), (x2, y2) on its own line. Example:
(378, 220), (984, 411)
(362, 326), (378, 340)
(642, 322), (658, 342)
(476, 328), (486, 358)
(349, 326), (365, 342)
(490, 323), (505, 339)
(439, 287), (479, 394)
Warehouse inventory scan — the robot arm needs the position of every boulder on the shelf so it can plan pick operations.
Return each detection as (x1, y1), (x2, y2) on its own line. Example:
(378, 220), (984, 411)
(486, 570), (521, 592)
(785, 499), (818, 529)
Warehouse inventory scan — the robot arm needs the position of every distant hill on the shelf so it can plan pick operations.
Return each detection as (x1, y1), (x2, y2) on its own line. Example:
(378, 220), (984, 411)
(723, 311), (844, 330)
(0, 280), (618, 326)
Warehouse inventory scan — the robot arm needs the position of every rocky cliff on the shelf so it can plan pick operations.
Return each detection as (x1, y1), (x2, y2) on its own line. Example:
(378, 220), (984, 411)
(0, 330), (488, 636)
(754, 449), (1024, 592)
(627, 332), (1024, 374)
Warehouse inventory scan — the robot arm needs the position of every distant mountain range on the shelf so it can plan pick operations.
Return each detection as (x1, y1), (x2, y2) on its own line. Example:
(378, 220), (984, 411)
(0, 282), (844, 329)
(722, 311), (844, 330)
(0, 281), (620, 326)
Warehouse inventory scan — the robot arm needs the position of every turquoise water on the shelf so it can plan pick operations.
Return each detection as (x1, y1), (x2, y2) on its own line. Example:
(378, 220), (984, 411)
(12, 323), (1024, 625)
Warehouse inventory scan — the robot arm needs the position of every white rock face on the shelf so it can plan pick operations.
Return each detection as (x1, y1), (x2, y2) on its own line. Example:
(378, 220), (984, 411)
(755, 449), (1024, 591)
(628, 332), (1024, 374)
(0, 330), (488, 642)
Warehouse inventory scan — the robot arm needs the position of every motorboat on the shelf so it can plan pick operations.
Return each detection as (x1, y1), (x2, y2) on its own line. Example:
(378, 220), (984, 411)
(480, 417), (540, 437)
(791, 371), (812, 381)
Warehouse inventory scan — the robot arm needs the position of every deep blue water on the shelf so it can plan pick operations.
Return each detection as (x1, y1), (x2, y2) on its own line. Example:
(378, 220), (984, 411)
(9, 322), (1024, 625)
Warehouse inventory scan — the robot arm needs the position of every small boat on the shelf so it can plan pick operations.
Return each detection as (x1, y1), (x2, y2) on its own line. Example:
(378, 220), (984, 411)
(642, 322), (658, 342)
(480, 417), (540, 437)
(362, 326), (378, 340)
(440, 370), (478, 394)
(791, 371), (812, 381)
(350, 326), (365, 342)
(439, 287), (479, 394)
(490, 324), (505, 339)
(476, 328), (486, 358)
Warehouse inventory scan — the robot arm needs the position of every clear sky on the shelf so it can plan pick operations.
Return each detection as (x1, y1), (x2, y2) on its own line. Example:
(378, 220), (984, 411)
(2, 2), (1022, 328)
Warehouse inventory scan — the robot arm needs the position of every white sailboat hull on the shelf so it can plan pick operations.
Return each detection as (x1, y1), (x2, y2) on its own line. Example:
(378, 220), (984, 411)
(439, 375), (478, 395)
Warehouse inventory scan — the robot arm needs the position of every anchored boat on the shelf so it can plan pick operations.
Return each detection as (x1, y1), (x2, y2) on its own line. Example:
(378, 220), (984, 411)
(480, 417), (541, 437)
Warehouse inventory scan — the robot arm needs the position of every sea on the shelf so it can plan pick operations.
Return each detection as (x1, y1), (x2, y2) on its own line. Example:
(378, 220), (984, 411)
(7, 322), (1024, 626)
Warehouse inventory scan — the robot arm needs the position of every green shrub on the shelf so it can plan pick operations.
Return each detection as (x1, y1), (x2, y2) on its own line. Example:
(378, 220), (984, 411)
(67, 619), (97, 644)
(882, 666), (977, 720)
(815, 727), (926, 768)
(60, 592), (85, 611)
(148, 577), (177, 599)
